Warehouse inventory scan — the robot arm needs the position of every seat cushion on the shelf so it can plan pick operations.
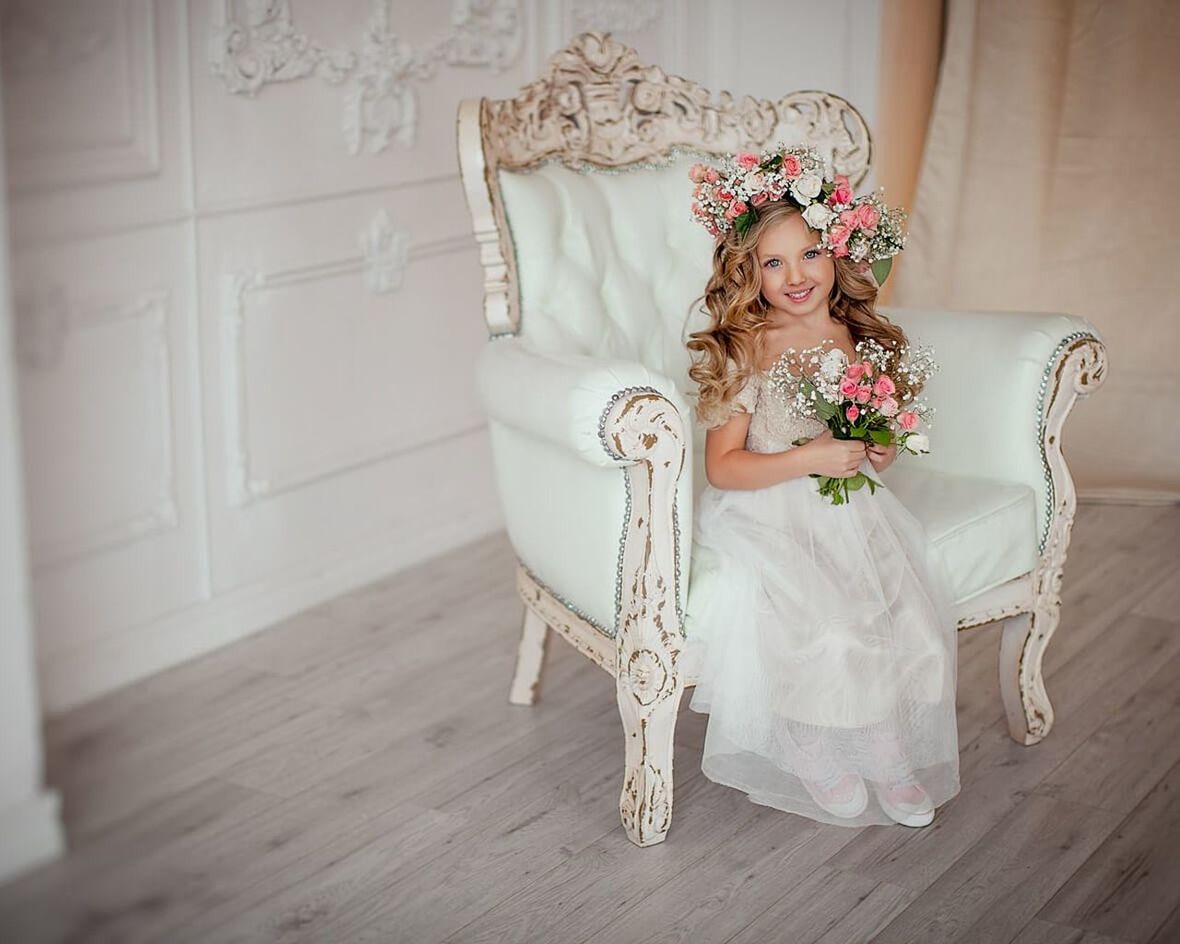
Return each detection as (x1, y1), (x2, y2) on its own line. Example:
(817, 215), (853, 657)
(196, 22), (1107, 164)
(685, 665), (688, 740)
(880, 464), (1039, 604)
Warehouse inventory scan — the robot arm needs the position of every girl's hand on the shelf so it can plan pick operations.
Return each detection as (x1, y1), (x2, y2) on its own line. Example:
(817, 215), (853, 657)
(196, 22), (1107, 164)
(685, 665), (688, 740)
(867, 441), (898, 472)
(804, 429), (867, 478)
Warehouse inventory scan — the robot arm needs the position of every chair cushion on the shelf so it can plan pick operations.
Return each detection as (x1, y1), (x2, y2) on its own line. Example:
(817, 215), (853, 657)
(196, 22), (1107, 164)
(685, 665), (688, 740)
(880, 464), (1039, 603)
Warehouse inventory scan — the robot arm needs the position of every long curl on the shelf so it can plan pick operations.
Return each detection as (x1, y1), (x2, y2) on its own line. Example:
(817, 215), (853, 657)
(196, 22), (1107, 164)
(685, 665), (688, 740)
(687, 200), (915, 428)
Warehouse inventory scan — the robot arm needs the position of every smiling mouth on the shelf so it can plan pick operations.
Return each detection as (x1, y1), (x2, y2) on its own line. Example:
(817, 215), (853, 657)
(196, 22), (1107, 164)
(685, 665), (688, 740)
(786, 286), (814, 302)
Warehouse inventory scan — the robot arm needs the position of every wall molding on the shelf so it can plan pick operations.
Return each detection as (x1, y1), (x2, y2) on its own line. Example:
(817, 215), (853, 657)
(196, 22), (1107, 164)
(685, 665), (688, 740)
(16, 290), (180, 570)
(209, 0), (523, 155)
(2, 0), (161, 192)
(220, 226), (471, 506)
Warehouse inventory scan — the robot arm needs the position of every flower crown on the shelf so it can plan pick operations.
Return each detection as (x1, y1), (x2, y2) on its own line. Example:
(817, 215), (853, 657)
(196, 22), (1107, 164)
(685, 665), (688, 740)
(688, 144), (908, 284)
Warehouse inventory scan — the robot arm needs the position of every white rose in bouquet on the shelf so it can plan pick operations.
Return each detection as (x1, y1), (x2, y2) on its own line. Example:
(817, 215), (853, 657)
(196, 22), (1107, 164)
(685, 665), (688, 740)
(904, 433), (930, 455)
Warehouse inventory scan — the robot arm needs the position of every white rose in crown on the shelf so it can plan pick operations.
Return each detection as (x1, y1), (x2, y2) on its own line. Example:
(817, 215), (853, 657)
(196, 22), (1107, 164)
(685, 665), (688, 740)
(904, 433), (930, 455)
(803, 203), (834, 229)
(792, 173), (823, 200)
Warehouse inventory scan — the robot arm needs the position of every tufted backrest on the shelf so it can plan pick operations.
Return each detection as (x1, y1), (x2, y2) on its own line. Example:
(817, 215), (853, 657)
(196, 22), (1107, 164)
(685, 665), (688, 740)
(496, 158), (715, 392)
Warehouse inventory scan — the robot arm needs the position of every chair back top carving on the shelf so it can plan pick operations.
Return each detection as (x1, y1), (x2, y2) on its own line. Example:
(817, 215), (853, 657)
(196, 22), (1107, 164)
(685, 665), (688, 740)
(458, 32), (875, 394)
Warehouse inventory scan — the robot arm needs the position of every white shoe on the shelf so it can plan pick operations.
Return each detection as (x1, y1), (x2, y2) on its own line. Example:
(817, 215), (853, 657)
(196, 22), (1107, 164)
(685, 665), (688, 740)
(801, 769), (869, 819)
(873, 778), (935, 827)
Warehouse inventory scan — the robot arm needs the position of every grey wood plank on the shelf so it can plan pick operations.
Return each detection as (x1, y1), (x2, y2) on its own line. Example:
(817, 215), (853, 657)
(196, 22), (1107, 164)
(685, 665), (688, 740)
(433, 753), (776, 944)
(811, 878), (917, 944)
(571, 815), (855, 944)
(868, 792), (1122, 944)
(171, 717), (632, 943)
(722, 866), (912, 944)
(1034, 642), (1180, 816)
(1012, 917), (1136, 944)
(1147, 902), (1180, 944)
(1037, 758), (1180, 943)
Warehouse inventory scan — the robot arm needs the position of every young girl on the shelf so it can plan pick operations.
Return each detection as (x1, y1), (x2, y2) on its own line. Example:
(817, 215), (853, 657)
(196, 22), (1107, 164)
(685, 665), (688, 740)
(682, 145), (961, 828)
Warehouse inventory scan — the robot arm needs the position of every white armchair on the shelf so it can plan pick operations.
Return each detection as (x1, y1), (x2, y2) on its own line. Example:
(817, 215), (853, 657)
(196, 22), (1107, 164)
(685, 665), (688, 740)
(458, 33), (1108, 847)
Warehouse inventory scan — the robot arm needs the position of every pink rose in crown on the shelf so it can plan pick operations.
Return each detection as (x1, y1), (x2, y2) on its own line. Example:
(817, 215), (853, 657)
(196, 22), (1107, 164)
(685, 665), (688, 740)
(783, 154), (802, 177)
(833, 245), (850, 257)
(839, 208), (859, 227)
(831, 181), (853, 204)
(717, 189), (733, 202)
(737, 152), (759, 169)
(899, 411), (919, 430)
(827, 223), (853, 248)
(856, 203), (881, 230)
(724, 202), (746, 221)
(751, 192), (769, 206)
(873, 374), (896, 396)
(688, 164), (708, 183)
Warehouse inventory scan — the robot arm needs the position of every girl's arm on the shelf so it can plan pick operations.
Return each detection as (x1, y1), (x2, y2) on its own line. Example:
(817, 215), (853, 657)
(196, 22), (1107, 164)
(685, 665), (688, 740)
(704, 414), (866, 489)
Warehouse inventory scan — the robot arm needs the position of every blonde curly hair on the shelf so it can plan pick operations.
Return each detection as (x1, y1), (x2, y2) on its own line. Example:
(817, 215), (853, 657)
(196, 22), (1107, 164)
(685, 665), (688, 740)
(687, 200), (913, 429)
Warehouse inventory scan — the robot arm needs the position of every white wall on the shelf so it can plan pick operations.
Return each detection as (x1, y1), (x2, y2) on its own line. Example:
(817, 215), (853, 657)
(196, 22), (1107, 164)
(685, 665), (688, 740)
(0, 41), (64, 886)
(1, 0), (882, 718)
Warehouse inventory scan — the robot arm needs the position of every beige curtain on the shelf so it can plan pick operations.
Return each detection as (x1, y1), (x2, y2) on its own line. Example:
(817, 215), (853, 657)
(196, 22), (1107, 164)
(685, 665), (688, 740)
(892, 0), (1180, 501)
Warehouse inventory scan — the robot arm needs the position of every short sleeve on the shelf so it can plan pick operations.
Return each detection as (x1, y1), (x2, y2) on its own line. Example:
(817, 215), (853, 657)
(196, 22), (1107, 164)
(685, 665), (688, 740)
(725, 357), (758, 417)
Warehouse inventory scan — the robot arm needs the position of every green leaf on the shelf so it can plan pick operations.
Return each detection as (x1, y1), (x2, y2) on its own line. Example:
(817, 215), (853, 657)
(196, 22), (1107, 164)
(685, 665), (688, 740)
(869, 428), (892, 445)
(735, 211), (756, 238)
(847, 475), (866, 491)
(870, 257), (893, 285)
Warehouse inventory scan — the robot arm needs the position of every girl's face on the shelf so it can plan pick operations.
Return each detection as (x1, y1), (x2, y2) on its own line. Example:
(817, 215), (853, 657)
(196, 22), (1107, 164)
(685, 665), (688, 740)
(755, 212), (836, 320)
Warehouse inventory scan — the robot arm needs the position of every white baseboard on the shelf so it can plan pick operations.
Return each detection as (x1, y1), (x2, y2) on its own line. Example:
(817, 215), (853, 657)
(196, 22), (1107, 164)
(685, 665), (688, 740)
(39, 507), (504, 716)
(0, 789), (64, 885)
(1078, 487), (1180, 505)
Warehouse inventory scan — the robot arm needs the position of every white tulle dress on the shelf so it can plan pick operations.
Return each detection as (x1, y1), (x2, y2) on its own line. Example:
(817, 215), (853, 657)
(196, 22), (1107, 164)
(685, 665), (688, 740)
(682, 344), (961, 827)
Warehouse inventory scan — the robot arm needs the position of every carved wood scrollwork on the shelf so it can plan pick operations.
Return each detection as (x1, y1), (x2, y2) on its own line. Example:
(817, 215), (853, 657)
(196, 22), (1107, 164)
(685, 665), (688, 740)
(1005, 335), (1108, 744)
(600, 389), (686, 846)
(481, 32), (872, 184)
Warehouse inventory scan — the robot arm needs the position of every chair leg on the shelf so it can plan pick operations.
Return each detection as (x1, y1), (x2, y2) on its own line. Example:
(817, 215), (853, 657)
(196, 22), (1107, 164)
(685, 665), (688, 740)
(508, 605), (549, 706)
(616, 654), (682, 847)
(998, 607), (1056, 745)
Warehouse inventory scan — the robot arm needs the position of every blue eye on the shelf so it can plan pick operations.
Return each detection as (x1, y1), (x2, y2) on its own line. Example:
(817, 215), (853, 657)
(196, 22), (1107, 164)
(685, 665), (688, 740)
(765, 259), (781, 268)
(804, 249), (820, 260)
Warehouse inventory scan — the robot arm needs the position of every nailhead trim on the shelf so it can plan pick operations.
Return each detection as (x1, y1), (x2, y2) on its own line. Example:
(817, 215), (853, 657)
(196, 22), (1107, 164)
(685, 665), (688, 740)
(1035, 331), (1098, 553)
(598, 386), (685, 639)
(519, 562), (613, 635)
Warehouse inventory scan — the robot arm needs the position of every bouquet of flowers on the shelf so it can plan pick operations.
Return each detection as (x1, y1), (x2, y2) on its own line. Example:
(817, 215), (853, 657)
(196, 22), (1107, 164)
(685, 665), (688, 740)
(769, 339), (938, 505)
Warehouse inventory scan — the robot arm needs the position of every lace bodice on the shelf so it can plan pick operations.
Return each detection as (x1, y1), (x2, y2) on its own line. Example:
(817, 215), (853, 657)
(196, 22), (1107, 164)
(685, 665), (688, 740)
(727, 342), (849, 453)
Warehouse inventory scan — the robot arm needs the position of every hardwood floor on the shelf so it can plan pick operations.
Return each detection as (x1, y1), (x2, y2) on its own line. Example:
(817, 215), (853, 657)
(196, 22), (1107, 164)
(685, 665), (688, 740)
(0, 502), (1177, 944)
